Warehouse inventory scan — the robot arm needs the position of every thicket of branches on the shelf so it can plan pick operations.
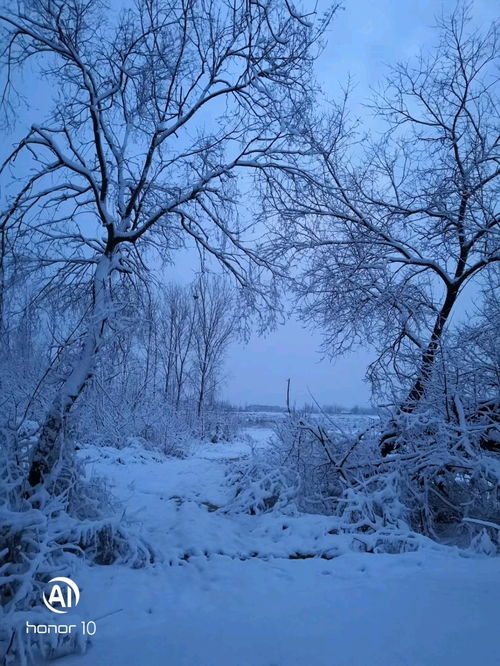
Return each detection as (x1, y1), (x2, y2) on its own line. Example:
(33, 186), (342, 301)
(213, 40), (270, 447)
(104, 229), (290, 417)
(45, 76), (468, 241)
(0, 266), (242, 662)
(76, 273), (241, 449)
(0, 0), (334, 661)
(236, 5), (499, 553)
(265, 6), (499, 414)
(0, 0), (333, 487)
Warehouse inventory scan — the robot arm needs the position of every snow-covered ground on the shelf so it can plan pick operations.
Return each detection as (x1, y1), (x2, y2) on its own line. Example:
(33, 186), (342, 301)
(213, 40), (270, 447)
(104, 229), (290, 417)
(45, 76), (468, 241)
(56, 428), (500, 666)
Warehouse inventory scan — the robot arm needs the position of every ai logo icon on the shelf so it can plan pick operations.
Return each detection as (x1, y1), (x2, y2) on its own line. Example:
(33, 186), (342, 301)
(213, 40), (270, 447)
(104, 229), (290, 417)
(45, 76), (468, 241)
(42, 577), (80, 614)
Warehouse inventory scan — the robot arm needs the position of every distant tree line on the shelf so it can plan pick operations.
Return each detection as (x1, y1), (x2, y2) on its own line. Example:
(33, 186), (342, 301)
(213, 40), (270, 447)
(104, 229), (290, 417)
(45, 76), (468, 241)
(241, 403), (378, 415)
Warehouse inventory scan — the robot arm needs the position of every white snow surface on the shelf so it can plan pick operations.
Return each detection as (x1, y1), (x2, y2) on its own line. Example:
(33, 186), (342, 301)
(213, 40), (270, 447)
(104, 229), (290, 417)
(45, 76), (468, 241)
(55, 428), (499, 666)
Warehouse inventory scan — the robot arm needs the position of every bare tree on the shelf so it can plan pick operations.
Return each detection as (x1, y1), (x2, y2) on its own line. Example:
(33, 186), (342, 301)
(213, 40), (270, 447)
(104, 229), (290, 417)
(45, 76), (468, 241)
(266, 5), (499, 411)
(192, 273), (238, 419)
(0, 0), (334, 485)
(160, 284), (196, 409)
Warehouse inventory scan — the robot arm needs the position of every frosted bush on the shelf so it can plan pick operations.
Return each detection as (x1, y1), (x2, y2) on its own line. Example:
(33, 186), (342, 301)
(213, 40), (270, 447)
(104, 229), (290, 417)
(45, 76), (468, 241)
(261, 405), (500, 554)
(0, 429), (154, 665)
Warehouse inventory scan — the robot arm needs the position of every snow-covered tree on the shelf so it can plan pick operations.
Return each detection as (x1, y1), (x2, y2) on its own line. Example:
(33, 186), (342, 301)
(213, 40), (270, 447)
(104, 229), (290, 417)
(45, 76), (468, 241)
(191, 273), (239, 419)
(0, 0), (334, 486)
(266, 5), (499, 410)
(160, 284), (196, 409)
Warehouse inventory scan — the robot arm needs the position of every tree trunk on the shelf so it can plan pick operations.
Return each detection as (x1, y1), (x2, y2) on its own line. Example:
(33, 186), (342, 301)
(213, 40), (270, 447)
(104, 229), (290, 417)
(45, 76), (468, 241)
(197, 373), (205, 418)
(27, 252), (113, 487)
(381, 285), (461, 456)
(402, 285), (459, 413)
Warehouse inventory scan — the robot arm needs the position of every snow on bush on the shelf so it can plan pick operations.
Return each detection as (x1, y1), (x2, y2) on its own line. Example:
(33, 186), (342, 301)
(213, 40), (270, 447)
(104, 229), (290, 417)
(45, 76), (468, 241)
(227, 405), (500, 555)
(0, 427), (155, 665)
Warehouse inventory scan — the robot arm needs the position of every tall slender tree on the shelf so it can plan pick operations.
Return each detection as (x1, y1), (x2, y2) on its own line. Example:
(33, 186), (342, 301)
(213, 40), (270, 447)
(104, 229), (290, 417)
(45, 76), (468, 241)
(192, 274), (238, 419)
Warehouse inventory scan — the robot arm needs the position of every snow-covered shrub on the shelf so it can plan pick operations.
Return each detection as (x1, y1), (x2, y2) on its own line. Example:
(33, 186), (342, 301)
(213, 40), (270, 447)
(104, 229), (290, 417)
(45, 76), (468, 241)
(254, 404), (500, 554)
(73, 387), (242, 456)
(268, 409), (379, 513)
(72, 390), (193, 456)
(391, 411), (500, 549)
(0, 427), (155, 665)
(469, 528), (498, 557)
(225, 461), (301, 515)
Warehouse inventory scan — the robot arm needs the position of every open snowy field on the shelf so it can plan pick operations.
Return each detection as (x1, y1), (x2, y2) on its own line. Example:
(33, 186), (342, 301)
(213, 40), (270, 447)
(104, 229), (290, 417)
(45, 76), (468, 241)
(52, 428), (500, 666)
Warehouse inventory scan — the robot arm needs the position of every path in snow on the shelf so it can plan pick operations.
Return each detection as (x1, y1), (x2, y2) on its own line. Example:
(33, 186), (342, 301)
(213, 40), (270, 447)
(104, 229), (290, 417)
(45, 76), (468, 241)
(58, 428), (500, 666)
